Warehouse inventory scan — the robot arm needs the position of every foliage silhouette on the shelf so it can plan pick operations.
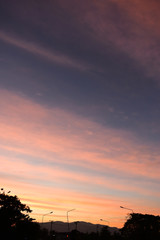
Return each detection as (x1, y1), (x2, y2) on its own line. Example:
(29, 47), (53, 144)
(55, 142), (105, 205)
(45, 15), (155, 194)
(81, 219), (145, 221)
(100, 226), (111, 240)
(121, 213), (160, 240)
(0, 190), (42, 239)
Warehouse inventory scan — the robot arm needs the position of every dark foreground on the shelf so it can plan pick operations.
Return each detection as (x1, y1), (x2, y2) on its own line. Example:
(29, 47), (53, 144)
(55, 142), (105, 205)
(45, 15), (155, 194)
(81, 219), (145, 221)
(0, 191), (160, 240)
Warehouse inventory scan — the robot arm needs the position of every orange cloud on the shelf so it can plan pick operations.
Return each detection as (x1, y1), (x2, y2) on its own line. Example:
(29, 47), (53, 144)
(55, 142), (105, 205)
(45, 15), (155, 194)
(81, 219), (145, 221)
(2, 175), (159, 228)
(0, 175), (133, 227)
(1, 153), (158, 199)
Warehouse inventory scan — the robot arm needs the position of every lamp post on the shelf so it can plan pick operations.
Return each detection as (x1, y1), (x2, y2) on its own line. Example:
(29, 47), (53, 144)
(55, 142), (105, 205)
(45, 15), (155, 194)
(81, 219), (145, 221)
(42, 211), (53, 224)
(100, 219), (110, 226)
(67, 209), (75, 232)
(120, 206), (134, 213)
(50, 220), (53, 232)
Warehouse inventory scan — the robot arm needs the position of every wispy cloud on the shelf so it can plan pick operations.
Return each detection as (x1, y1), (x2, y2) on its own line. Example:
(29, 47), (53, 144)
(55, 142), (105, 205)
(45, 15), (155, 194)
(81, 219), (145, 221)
(2, 1), (160, 80)
(1, 89), (160, 179)
(1, 89), (160, 217)
(58, 0), (160, 81)
(0, 31), (90, 71)
(89, 0), (160, 81)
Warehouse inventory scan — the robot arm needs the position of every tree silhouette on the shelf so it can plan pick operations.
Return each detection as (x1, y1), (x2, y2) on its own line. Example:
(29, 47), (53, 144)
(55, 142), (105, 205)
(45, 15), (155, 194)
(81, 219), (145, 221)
(121, 213), (160, 240)
(100, 226), (111, 240)
(0, 190), (41, 239)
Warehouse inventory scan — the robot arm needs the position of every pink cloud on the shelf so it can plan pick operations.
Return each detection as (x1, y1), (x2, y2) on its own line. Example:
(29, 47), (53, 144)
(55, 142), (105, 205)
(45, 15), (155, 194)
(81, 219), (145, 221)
(1, 153), (158, 200)
(89, 0), (160, 81)
(0, 88), (160, 180)
(0, 89), (160, 227)
(56, 0), (160, 81)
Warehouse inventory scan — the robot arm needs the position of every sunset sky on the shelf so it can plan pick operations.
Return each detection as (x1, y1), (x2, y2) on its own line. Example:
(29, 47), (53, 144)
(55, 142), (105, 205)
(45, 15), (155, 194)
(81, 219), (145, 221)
(0, 0), (160, 228)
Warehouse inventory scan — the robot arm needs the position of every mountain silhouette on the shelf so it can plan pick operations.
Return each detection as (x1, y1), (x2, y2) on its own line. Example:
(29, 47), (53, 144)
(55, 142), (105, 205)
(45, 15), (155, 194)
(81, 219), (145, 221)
(40, 221), (119, 235)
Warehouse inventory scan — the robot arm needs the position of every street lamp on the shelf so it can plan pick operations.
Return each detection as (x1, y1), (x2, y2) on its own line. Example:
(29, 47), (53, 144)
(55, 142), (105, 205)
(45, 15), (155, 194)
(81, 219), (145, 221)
(50, 220), (53, 232)
(120, 206), (134, 213)
(74, 221), (79, 231)
(67, 209), (75, 232)
(100, 219), (110, 226)
(42, 211), (53, 224)
(0, 188), (4, 194)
